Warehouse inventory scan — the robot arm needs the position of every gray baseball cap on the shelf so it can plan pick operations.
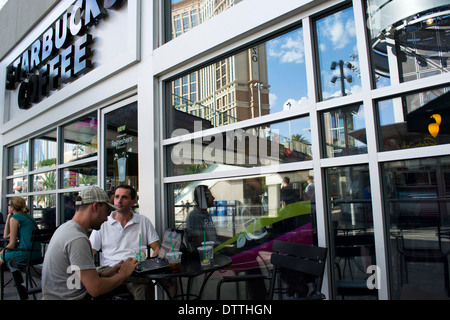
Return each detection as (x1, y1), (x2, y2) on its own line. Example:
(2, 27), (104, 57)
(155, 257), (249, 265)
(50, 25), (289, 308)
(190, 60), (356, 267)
(75, 185), (118, 211)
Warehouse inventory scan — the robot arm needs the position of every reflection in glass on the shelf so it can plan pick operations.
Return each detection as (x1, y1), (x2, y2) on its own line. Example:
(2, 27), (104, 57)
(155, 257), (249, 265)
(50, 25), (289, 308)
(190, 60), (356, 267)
(33, 131), (57, 170)
(167, 116), (312, 177)
(7, 177), (28, 194)
(325, 165), (376, 300)
(168, 170), (317, 298)
(316, 6), (362, 101)
(382, 156), (450, 299)
(167, 0), (244, 42)
(377, 87), (450, 151)
(366, 1), (450, 88)
(63, 112), (98, 163)
(33, 171), (56, 192)
(63, 163), (97, 188)
(9, 142), (28, 175)
(322, 104), (367, 157)
(105, 103), (138, 193)
(166, 27), (308, 136)
(62, 192), (78, 223)
(33, 194), (56, 229)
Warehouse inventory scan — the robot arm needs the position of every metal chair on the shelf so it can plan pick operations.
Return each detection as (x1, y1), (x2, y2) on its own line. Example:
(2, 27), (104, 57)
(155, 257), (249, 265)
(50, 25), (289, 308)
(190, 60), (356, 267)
(217, 240), (328, 300)
(0, 227), (56, 299)
(7, 257), (41, 300)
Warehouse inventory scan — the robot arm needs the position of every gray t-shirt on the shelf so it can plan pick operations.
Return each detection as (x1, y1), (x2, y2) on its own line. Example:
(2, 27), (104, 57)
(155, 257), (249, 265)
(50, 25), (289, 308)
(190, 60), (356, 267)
(42, 220), (96, 300)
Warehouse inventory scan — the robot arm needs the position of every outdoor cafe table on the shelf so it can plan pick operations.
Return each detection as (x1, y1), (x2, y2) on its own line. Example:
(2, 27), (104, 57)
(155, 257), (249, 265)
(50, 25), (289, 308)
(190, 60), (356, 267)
(130, 253), (232, 300)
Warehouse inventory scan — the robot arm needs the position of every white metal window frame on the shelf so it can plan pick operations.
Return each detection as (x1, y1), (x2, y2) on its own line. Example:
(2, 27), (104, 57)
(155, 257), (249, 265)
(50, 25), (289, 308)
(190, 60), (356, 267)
(155, 0), (450, 300)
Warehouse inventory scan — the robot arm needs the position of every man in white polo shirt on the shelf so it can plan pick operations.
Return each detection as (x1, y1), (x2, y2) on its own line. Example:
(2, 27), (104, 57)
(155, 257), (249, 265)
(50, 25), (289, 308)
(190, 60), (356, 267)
(90, 185), (161, 300)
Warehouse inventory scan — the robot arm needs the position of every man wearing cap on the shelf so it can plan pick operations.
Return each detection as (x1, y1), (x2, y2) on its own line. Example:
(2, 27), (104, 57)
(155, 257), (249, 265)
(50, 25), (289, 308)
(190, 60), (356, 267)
(41, 185), (139, 300)
(89, 184), (161, 300)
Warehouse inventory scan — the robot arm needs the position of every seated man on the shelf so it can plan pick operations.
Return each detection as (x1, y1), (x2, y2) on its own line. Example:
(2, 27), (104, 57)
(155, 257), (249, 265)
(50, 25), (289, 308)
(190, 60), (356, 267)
(90, 185), (161, 300)
(42, 186), (139, 300)
(185, 185), (217, 253)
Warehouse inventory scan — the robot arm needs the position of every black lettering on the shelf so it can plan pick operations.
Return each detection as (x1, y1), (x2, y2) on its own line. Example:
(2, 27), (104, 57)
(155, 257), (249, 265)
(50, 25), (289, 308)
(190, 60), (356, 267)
(6, 65), (16, 90)
(55, 12), (72, 49)
(60, 46), (74, 84)
(20, 51), (30, 80)
(39, 65), (49, 99)
(27, 74), (40, 103)
(74, 34), (93, 76)
(18, 81), (31, 109)
(85, 0), (107, 27)
(48, 55), (61, 91)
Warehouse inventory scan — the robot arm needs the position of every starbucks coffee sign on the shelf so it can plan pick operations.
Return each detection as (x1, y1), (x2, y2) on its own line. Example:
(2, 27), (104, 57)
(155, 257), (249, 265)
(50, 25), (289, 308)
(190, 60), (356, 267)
(5, 0), (126, 109)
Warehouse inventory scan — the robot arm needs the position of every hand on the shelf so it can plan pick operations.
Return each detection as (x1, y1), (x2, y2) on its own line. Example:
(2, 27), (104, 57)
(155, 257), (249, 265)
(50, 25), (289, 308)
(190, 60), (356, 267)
(119, 257), (139, 276)
(100, 261), (123, 278)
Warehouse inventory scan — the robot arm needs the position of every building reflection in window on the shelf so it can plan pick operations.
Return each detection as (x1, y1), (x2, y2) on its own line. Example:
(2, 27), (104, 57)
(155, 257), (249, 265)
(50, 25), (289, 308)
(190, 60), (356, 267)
(166, 26), (309, 136)
(166, 0), (245, 42)
(366, 0), (450, 88)
(321, 104), (367, 158)
(315, 6), (362, 101)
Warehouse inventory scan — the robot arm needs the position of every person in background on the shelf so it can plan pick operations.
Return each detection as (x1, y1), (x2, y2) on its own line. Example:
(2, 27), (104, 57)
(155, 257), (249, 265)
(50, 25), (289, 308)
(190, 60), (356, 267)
(90, 185), (161, 300)
(0, 197), (41, 268)
(42, 186), (139, 300)
(185, 185), (217, 252)
(304, 176), (315, 202)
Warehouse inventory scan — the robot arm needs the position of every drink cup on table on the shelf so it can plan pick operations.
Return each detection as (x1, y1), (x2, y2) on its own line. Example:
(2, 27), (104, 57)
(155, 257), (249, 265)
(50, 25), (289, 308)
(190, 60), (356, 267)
(197, 245), (213, 268)
(135, 246), (147, 262)
(166, 251), (182, 273)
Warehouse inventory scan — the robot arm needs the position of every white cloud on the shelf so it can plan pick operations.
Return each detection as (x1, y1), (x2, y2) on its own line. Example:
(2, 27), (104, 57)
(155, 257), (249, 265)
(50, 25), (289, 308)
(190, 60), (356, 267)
(320, 10), (356, 50)
(268, 30), (305, 64)
(283, 97), (310, 110)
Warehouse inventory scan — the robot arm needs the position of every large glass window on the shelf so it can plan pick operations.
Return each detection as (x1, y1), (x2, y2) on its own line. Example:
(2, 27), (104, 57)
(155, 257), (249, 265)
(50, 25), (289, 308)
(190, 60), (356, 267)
(325, 164), (377, 300)
(366, 0), (450, 88)
(104, 103), (139, 193)
(33, 131), (57, 171)
(167, 116), (312, 177)
(165, 0), (245, 42)
(377, 86), (450, 152)
(63, 112), (98, 164)
(382, 156), (450, 299)
(315, 6), (362, 101)
(321, 103), (367, 158)
(168, 170), (317, 299)
(8, 141), (28, 176)
(5, 112), (101, 229)
(166, 26), (309, 136)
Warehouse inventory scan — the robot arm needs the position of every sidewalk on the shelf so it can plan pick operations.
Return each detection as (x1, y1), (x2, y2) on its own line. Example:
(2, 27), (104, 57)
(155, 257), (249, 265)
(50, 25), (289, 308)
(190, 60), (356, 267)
(1, 269), (42, 300)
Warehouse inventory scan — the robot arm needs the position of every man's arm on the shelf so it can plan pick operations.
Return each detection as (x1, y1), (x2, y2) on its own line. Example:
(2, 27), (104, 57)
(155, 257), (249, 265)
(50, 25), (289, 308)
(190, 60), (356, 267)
(149, 241), (161, 257)
(79, 258), (138, 297)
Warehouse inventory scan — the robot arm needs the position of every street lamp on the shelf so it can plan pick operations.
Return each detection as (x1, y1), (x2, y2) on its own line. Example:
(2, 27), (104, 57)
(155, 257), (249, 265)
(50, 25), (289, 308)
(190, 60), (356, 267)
(330, 60), (354, 96)
(254, 83), (267, 117)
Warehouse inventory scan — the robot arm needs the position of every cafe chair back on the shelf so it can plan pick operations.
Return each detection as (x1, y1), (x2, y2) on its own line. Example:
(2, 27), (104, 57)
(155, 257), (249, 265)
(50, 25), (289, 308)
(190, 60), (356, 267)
(7, 257), (42, 300)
